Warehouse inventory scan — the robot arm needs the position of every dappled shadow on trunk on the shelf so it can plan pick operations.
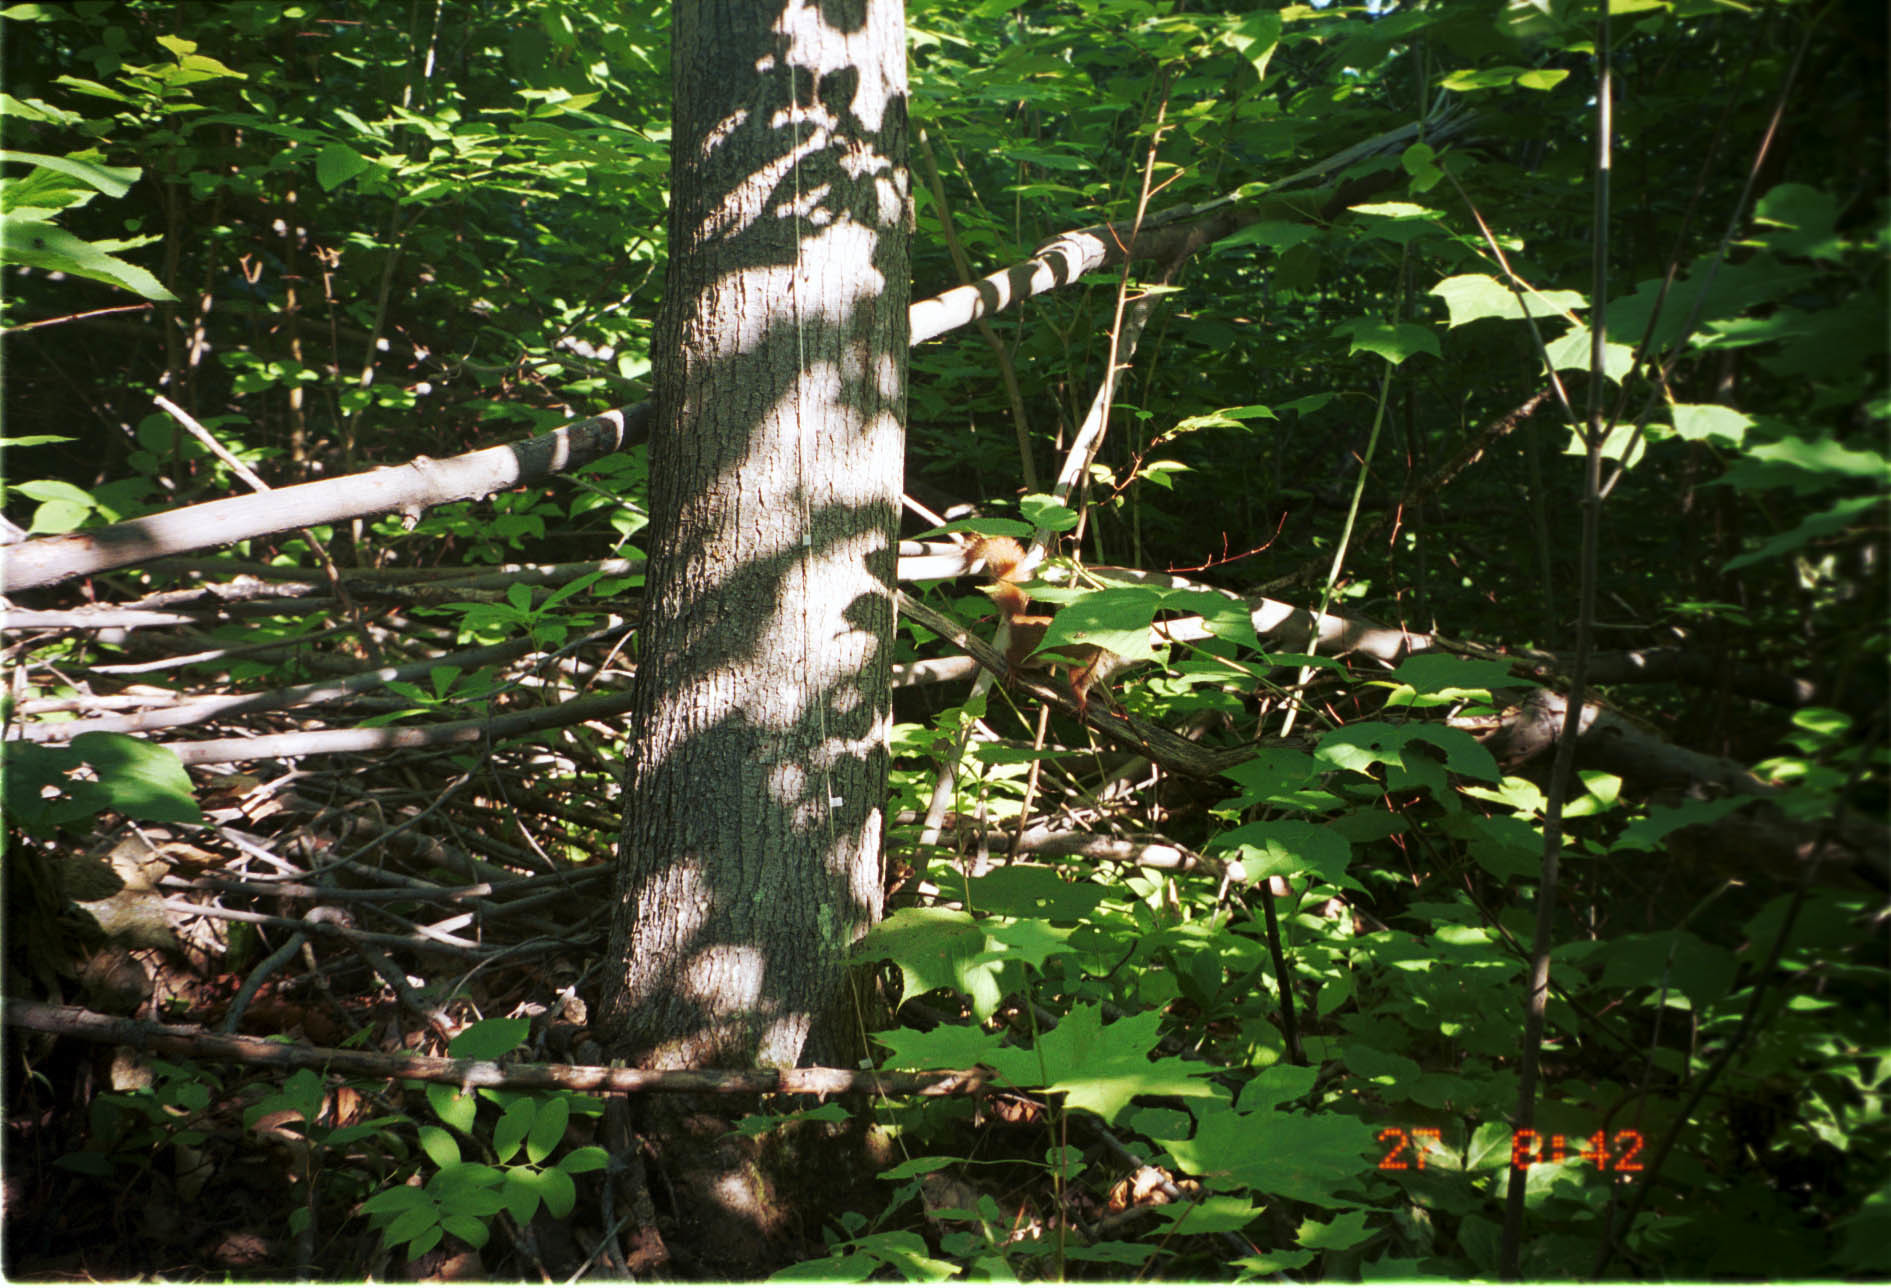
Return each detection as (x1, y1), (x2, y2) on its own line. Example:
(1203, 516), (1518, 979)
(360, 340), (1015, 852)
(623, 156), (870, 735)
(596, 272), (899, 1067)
(593, 0), (910, 1273)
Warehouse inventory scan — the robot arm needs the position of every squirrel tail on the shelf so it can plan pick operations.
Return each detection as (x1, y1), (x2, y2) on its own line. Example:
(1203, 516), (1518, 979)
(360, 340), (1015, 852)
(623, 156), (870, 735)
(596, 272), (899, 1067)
(962, 535), (1033, 619)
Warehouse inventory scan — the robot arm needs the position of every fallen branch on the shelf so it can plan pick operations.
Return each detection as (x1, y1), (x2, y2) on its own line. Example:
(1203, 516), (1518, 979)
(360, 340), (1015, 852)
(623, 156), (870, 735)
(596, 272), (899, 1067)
(4, 1000), (989, 1098)
(0, 406), (652, 593)
(2, 114), (1474, 596)
(9, 633), (553, 742)
(155, 687), (639, 767)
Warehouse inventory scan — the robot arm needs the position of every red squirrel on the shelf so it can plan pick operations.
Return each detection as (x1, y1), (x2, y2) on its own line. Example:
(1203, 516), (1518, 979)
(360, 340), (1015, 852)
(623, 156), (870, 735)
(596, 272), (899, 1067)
(961, 536), (1119, 717)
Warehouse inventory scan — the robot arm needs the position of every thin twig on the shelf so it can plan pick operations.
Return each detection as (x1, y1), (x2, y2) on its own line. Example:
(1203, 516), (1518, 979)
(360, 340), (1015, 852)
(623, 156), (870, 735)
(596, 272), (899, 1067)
(1500, 7), (1613, 1272)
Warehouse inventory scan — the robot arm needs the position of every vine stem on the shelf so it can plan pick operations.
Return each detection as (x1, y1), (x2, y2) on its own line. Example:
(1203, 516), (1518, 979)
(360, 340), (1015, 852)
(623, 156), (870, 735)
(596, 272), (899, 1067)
(1275, 354), (1395, 741)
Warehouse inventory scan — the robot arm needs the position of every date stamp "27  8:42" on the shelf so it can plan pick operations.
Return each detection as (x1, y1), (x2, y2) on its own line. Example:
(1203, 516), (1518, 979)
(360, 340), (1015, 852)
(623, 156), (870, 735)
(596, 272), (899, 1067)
(1376, 1126), (1646, 1176)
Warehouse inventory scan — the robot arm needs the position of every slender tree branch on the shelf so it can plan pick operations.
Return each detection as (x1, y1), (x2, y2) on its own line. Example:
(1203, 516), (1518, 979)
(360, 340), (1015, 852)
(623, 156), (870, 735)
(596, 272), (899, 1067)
(2, 1001), (992, 1097)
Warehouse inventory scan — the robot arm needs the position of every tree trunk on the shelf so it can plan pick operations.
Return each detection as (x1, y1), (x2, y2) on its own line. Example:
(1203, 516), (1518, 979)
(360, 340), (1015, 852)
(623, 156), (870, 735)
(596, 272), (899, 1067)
(599, 2), (909, 1075)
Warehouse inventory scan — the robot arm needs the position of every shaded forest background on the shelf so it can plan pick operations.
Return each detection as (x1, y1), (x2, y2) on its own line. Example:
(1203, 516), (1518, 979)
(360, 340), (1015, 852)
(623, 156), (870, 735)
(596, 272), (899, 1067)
(2, 0), (1886, 1280)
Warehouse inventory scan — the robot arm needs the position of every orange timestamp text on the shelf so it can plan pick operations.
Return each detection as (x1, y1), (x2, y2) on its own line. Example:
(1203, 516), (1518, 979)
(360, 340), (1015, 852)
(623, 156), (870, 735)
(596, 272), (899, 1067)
(1376, 1126), (1645, 1174)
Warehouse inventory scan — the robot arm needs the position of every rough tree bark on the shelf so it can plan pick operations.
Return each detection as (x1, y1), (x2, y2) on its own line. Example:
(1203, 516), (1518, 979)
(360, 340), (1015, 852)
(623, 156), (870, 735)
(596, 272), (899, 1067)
(599, 2), (909, 1075)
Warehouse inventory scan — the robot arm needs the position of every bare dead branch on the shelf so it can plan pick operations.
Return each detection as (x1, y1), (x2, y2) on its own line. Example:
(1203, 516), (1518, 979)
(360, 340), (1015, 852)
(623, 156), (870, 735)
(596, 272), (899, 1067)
(4, 1001), (992, 1098)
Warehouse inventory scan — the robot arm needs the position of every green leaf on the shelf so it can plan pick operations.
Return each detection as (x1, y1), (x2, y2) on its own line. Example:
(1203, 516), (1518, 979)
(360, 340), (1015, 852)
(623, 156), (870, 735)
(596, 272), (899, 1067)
(1298, 1207), (1373, 1250)
(1211, 818), (1355, 889)
(0, 94), (85, 126)
(1006, 146), (1090, 171)
(539, 567), (605, 611)
(417, 1124), (461, 1170)
(1382, 654), (1522, 707)
(264, 1068), (324, 1128)
(1722, 495), (1881, 572)
(872, 1022), (1008, 1074)
(855, 907), (1012, 1020)
(15, 477), (99, 506)
(68, 732), (203, 824)
(526, 1094), (568, 1164)
(448, 1016), (529, 1061)
(978, 917), (1077, 973)
(1543, 323), (1636, 381)
(1150, 1194), (1266, 1234)
(1407, 725), (1500, 782)
(1166, 405), (1279, 434)
(1734, 434), (1891, 486)
(27, 491), (90, 533)
(0, 151), (140, 200)
(1401, 141), (1443, 193)
(1565, 419), (1648, 468)
(559, 1145), (608, 1174)
(360, 1187), (430, 1216)
(1464, 1121), (1515, 1171)
(381, 1200), (439, 1244)
(1062, 1241), (1155, 1264)
(4, 741), (105, 831)
(1667, 402), (1752, 445)
(1517, 67), (1572, 90)
(315, 142), (371, 191)
(492, 1098), (533, 1163)
(499, 1164), (561, 1223)
(854, 1231), (961, 1280)
(1222, 11), (1282, 82)
(438, 1213), (492, 1248)
(1333, 319), (1440, 365)
(1439, 66), (1541, 92)
(1750, 182), (1844, 263)
(926, 515), (1031, 541)
(429, 1161), (505, 1196)
(1430, 273), (1584, 327)
(1277, 393), (1337, 418)
(769, 1251), (877, 1281)
(960, 864), (1109, 920)
(1218, 748), (1337, 812)
(731, 1099), (848, 1137)
(1018, 492), (1079, 533)
(50, 75), (132, 104)
(1158, 586), (1264, 655)
(984, 1003), (1224, 1125)
(0, 214), (178, 301)
(535, 1163), (576, 1219)
(1348, 202), (1437, 221)
(1219, 219), (1319, 252)
(1834, 1177), (1891, 1272)
(1234, 1249), (1317, 1277)
(53, 1150), (113, 1177)
(1613, 796), (1747, 852)
(1642, 931), (1737, 1007)
(1459, 1213), (1501, 1273)
(1344, 1044), (1423, 1088)
(426, 1084), (478, 1135)
(1313, 721), (1404, 775)
(1449, 812), (1541, 881)
(878, 1155), (958, 1181)
(1239, 1063), (1319, 1112)
(1153, 1102), (1375, 1206)
(1028, 583), (1167, 665)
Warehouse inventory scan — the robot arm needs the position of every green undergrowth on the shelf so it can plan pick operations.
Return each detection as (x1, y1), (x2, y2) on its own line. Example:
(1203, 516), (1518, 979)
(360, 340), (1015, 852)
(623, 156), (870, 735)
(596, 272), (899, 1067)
(793, 663), (1889, 1281)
